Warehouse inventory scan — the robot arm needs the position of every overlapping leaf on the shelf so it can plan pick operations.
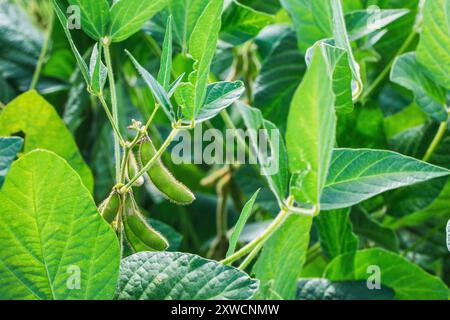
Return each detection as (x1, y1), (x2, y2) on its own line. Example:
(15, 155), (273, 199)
(0, 150), (120, 300)
(116, 252), (258, 300)
(0, 91), (94, 191)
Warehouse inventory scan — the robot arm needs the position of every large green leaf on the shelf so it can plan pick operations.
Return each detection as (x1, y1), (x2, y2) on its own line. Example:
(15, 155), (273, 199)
(109, 0), (166, 42)
(167, 0), (210, 53)
(316, 209), (358, 261)
(116, 252), (258, 300)
(391, 53), (447, 121)
(0, 1), (43, 90)
(253, 214), (313, 299)
(321, 149), (450, 210)
(345, 9), (409, 41)
(325, 248), (449, 300)
(280, 0), (330, 54)
(67, 0), (110, 40)
(416, 0), (450, 89)
(297, 278), (394, 300)
(350, 207), (399, 252)
(220, 0), (273, 46)
(186, 0), (223, 120)
(0, 136), (23, 188)
(286, 44), (336, 209)
(0, 91), (94, 191)
(0, 150), (120, 299)
(254, 28), (305, 132)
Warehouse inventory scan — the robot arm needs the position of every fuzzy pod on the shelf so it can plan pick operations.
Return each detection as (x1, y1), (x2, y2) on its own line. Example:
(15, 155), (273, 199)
(122, 194), (169, 252)
(127, 152), (144, 187)
(98, 191), (121, 224)
(138, 137), (195, 205)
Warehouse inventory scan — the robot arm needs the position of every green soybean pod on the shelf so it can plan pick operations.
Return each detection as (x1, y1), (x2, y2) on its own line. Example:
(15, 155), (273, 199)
(127, 152), (144, 187)
(138, 137), (195, 205)
(123, 194), (169, 252)
(98, 191), (121, 224)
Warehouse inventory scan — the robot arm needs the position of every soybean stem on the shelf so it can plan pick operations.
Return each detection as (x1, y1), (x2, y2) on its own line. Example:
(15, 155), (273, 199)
(423, 113), (449, 162)
(360, 30), (417, 102)
(97, 94), (125, 146)
(103, 43), (121, 182)
(122, 127), (179, 191)
(238, 242), (264, 270)
(30, 6), (54, 90)
(221, 208), (290, 265)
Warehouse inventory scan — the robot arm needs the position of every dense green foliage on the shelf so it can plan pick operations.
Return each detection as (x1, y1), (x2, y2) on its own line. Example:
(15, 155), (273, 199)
(0, 0), (449, 300)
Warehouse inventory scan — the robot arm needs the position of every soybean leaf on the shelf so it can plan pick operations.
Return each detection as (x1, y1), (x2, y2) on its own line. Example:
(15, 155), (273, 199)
(0, 136), (23, 188)
(307, 41), (353, 114)
(239, 0), (280, 14)
(157, 15), (173, 91)
(280, 0), (330, 54)
(254, 27), (305, 132)
(187, 0), (223, 120)
(325, 248), (449, 300)
(167, 0), (210, 53)
(67, 0), (110, 40)
(416, 0), (450, 89)
(316, 209), (359, 261)
(116, 252), (259, 300)
(89, 43), (107, 95)
(0, 150), (120, 300)
(126, 50), (175, 122)
(0, 0), (43, 90)
(53, 0), (90, 86)
(297, 278), (394, 300)
(346, 9), (409, 41)
(226, 189), (260, 258)
(350, 207), (400, 252)
(286, 44), (336, 209)
(168, 73), (185, 97)
(109, 0), (166, 42)
(238, 103), (289, 205)
(253, 214), (313, 299)
(330, 0), (362, 100)
(194, 81), (245, 123)
(220, 0), (273, 46)
(321, 149), (450, 210)
(392, 179), (450, 228)
(391, 53), (447, 121)
(0, 91), (94, 191)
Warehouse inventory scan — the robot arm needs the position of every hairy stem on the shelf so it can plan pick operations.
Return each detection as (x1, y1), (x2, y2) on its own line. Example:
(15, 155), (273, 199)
(103, 43), (121, 182)
(361, 30), (417, 102)
(238, 242), (264, 270)
(221, 208), (290, 265)
(30, 7), (54, 90)
(97, 95), (125, 146)
(423, 115), (449, 162)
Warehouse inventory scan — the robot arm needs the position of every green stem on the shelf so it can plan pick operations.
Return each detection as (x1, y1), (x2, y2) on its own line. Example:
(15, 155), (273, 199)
(121, 127), (179, 192)
(220, 110), (250, 156)
(423, 116), (449, 162)
(97, 95), (125, 146)
(221, 208), (290, 265)
(360, 30), (417, 101)
(30, 7), (54, 90)
(103, 43), (121, 182)
(238, 242), (264, 270)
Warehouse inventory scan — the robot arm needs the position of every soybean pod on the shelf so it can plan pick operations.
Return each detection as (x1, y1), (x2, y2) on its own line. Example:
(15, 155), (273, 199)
(122, 193), (169, 252)
(127, 152), (144, 187)
(98, 190), (121, 224)
(138, 136), (195, 205)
